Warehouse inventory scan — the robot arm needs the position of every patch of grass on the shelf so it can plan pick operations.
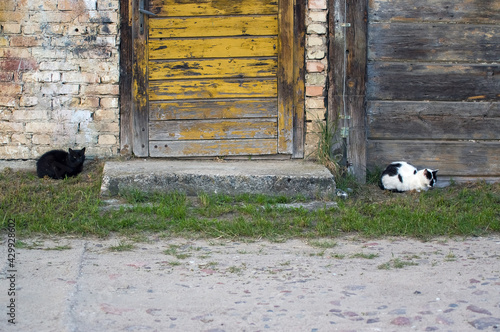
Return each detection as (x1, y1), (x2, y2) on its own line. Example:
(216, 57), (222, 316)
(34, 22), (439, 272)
(45, 245), (72, 251)
(378, 258), (419, 270)
(109, 241), (135, 252)
(0, 162), (499, 241)
(350, 252), (379, 259)
(308, 239), (337, 249)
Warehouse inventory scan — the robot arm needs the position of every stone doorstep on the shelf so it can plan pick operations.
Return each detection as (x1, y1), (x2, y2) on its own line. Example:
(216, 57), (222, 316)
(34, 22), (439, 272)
(100, 159), (336, 199)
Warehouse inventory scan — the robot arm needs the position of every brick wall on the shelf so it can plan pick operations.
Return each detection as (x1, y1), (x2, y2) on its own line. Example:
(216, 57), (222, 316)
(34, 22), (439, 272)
(304, 0), (328, 159)
(0, 0), (120, 159)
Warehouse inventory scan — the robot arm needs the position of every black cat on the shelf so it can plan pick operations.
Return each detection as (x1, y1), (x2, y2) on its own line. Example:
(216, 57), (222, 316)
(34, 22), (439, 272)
(36, 148), (86, 179)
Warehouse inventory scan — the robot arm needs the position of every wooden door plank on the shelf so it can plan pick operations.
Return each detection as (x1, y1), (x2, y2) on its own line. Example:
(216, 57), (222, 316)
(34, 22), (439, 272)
(149, 16), (277, 38)
(149, 0), (279, 17)
(149, 58), (278, 80)
(119, 0), (133, 155)
(149, 139), (278, 157)
(367, 63), (500, 101)
(367, 101), (500, 140)
(277, 0), (293, 154)
(367, 140), (500, 176)
(149, 37), (278, 60)
(149, 119), (278, 140)
(368, 23), (500, 63)
(149, 78), (277, 101)
(131, 0), (149, 157)
(368, 0), (500, 24)
(150, 99), (278, 120)
(292, 0), (306, 158)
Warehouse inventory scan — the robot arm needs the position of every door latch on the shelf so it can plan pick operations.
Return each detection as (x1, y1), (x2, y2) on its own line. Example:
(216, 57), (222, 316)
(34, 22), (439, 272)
(139, 0), (157, 35)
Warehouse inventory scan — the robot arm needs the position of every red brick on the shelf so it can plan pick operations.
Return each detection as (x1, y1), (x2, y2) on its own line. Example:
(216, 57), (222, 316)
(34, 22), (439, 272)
(10, 36), (41, 47)
(0, 58), (38, 72)
(0, 72), (14, 81)
(306, 85), (324, 97)
(306, 61), (325, 73)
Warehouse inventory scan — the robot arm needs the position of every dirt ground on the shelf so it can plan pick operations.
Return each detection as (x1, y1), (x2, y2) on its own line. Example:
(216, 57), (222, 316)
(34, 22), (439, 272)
(1, 235), (499, 331)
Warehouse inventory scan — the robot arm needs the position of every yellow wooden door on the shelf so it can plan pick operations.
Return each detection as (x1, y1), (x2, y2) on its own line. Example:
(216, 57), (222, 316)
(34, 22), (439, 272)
(138, 0), (296, 157)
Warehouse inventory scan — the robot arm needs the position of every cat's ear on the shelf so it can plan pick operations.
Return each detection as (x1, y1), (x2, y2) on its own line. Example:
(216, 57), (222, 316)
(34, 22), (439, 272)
(433, 169), (438, 174)
(81, 147), (86, 153)
(69, 148), (74, 153)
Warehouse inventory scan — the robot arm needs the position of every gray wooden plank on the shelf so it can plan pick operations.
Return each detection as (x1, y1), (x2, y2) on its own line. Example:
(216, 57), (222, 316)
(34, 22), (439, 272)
(367, 140), (500, 176)
(368, 23), (500, 63)
(367, 63), (500, 101)
(369, 0), (500, 24)
(367, 101), (500, 140)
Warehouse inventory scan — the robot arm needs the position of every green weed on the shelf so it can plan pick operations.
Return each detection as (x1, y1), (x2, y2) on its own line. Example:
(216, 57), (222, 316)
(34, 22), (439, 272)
(0, 162), (499, 241)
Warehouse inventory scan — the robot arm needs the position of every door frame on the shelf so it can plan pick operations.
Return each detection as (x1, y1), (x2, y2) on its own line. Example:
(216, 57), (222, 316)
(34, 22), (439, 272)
(119, 0), (305, 158)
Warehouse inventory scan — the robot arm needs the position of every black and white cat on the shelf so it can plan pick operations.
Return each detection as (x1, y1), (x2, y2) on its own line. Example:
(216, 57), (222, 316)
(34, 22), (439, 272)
(380, 161), (438, 192)
(36, 148), (86, 179)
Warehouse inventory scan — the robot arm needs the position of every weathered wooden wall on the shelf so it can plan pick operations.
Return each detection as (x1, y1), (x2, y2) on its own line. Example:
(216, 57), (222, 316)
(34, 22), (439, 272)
(366, 0), (500, 180)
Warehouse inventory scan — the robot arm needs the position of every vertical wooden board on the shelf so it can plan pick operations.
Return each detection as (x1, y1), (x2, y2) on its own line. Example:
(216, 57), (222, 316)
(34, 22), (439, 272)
(149, 99), (278, 120)
(367, 140), (500, 176)
(132, 0), (149, 157)
(149, 0), (279, 17)
(149, 139), (278, 157)
(148, 78), (277, 101)
(149, 16), (278, 38)
(119, 0), (133, 155)
(149, 37), (278, 60)
(329, 0), (368, 181)
(292, 0), (306, 158)
(368, 0), (500, 24)
(277, 0), (294, 154)
(149, 58), (278, 80)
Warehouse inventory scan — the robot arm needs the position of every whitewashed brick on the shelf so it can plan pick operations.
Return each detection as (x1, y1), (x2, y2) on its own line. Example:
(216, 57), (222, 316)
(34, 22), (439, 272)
(40, 61), (78, 71)
(19, 96), (39, 107)
(62, 72), (100, 83)
(0, 146), (30, 159)
(0, 134), (10, 144)
(41, 83), (79, 95)
(100, 97), (118, 108)
(3, 23), (21, 34)
(307, 49), (325, 60)
(98, 134), (116, 145)
(0, 121), (23, 132)
(11, 133), (29, 144)
(12, 110), (48, 121)
(307, 35), (325, 47)
(25, 122), (56, 133)
(32, 134), (51, 145)
(307, 23), (327, 35)
(94, 109), (117, 121)
(0, 97), (16, 107)
(305, 97), (325, 109)
(309, 11), (327, 23)
(23, 24), (41, 35)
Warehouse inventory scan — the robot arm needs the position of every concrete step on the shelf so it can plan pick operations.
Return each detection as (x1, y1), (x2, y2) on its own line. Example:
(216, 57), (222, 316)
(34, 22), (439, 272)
(100, 159), (335, 199)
